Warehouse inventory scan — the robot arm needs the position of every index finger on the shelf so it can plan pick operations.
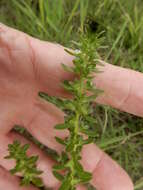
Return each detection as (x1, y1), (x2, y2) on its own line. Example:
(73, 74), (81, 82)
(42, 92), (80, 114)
(30, 37), (143, 117)
(95, 61), (143, 117)
(1, 23), (142, 117)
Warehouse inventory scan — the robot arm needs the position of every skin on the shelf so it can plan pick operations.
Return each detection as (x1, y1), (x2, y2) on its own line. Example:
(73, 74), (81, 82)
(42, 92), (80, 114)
(1, 22), (142, 190)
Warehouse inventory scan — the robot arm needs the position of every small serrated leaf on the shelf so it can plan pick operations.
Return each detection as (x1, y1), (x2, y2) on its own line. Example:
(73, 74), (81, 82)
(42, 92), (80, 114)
(32, 177), (44, 187)
(55, 124), (69, 130)
(74, 160), (83, 172)
(39, 92), (65, 109)
(80, 127), (99, 137)
(55, 136), (66, 145)
(10, 168), (17, 175)
(82, 137), (94, 145)
(77, 170), (92, 183)
(64, 48), (75, 56)
(59, 176), (71, 190)
(53, 164), (65, 170)
(53, 171), (64, 181)
(85, 115), (97, 124)
(62, 80), (73, 92)
(61, 151), (69, 163)
(62, 63), (73, 73)
(66, 141), (74, 152)
(22, 144), (30, 152)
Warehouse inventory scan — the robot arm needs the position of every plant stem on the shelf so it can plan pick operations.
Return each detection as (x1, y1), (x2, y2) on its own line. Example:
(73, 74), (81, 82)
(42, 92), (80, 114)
(69, 75), (84, 188)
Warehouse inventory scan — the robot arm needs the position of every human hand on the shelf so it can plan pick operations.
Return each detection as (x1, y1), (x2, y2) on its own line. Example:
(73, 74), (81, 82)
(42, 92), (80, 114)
(0, 23), (135, 190)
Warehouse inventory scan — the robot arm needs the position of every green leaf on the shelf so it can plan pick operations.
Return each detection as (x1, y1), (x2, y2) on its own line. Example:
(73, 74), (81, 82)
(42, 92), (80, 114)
(64, 101), (76, 111)
(65, 160), (73, 169)
(32, 177), (44, 187)
(39, 92), (75, 112)
(53, 164), (65, 170)
(64, 48), (75, 56)
(61, 151), (69, 163)
(53, 171), (64, 181)
(13, 125), (26, 134)
(86, 94), (99, 102)
(22, 144), (30, 152)
(81, 173), (92, 183)
(62, 63), (73, 73)
(55, 136), (66, 145)
(66, 141), (74, 152)
(62, 80), (74, 92)
(82, 137), (94, 145)
(77, 170), (92, 183)
(85, 115), (97, 125)
(28, 156), (39, 164)
(39, 92), (65, 109)
(13, 140), (21, 146)
(10, 168), (17, 175)
(20, 179), (30, 186)
(55, 123), (69, 130)
(59, 176), (71, 190)
(80, 127), (99, 137)
(74, 160), (83, 172)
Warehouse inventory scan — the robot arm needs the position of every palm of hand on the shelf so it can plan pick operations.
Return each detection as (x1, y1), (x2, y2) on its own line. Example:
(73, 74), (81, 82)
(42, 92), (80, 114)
(0, 23), (133, 190)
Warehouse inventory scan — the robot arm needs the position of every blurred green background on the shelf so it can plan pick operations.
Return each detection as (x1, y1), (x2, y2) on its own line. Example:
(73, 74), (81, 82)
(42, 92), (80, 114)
(0, 0), (143, 189)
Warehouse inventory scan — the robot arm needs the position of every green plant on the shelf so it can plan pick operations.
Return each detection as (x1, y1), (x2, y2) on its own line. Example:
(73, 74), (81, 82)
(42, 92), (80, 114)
(5, 140), (44, 187)
(5, 33), (103, 190)
(39, 33), (102, 190)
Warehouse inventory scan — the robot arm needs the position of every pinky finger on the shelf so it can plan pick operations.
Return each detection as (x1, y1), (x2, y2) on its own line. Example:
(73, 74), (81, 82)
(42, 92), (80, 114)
(0, 166), (38, 190)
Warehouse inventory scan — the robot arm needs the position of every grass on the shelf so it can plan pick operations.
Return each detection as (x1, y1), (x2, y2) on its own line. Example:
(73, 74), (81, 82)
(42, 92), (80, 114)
(0, 0), (143, 189)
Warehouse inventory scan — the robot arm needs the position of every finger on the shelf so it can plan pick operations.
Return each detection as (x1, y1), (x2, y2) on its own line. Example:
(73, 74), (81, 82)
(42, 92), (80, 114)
(81, 143), (133, 190)
(30, 34), (143, 117)
(0, 166), (37, 190)
(1, 22), (143, 117)
(94, 61), (143, 117)
(0, 132), (59, 188)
